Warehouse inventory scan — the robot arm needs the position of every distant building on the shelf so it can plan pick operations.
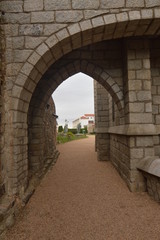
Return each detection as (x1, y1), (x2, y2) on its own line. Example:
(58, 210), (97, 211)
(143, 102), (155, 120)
(72, 114), (95, 133)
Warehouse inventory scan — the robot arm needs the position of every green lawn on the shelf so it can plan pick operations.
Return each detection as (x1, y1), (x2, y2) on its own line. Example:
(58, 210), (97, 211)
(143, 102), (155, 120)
(57, 132), (87, 144)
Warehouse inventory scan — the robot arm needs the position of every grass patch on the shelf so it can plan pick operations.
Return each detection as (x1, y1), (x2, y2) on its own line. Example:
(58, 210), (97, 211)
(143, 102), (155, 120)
(57, 132), (87, 144)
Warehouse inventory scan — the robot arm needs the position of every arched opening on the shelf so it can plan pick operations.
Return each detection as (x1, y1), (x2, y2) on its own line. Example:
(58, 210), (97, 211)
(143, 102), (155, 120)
(4, 14), (160, 196)
(52, 73), (94, 129)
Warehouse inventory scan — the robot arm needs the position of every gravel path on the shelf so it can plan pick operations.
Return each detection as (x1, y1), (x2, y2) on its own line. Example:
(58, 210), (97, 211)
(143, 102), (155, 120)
(2, 136), (160, 240)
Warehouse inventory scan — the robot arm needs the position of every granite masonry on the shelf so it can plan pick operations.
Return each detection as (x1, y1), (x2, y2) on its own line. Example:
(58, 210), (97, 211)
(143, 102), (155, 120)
(1, 0), (160, 233)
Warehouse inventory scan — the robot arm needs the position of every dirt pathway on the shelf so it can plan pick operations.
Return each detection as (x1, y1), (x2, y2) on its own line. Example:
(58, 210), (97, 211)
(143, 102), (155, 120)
(1, 136), (160, 240)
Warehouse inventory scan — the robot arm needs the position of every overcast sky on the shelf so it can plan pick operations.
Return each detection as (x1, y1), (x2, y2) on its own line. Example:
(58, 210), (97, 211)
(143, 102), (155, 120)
(52, 73), (94, 128)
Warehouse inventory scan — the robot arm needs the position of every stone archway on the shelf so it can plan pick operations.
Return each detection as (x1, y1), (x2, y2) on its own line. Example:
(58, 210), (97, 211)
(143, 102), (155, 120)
(2, 12), (160, 196)
(28, 54), (124, 176)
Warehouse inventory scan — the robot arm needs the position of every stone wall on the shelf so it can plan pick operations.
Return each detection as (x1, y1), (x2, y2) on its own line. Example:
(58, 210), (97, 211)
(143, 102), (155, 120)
(0, 0), (160, 199)
(28, 97), (58, 178)
(0, 19), (5, 198)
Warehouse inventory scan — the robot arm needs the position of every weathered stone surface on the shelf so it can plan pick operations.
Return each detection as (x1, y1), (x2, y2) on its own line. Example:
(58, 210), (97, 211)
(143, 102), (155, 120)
(56, 11), (83, 23)
(126, 0), (145, 7)
(141, 9), (153, 19)
(104, 14), (116, 24)
(129, 113), (152, 123)
(6, 37), (24, 49)
(44, 0), (71, 10)
(73, 0), (99, 9)
(0, 1), (23, 12)
(137, 91), (151, 101)
(19, 24), (43, 36)
(31, 12), (54, 23)
(129, 103), (144, 112)
(1, 2), (160, 233)
(136, 136), (153, 147)
(145, 0), (160, 7)
(25, 37), (46, 49)
(101, 0), (125, 9)
(44, 24), (67, 35)
(84, 10), (109, 19)
(130, 148), (144, 159)
(4, 24), (19, 36)
(24, 0), (43, 12)
(5, 13), (31, 24)
(5, 50), (32, 63)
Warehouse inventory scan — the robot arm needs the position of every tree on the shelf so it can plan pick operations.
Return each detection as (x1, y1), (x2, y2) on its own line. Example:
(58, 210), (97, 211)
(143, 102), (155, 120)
(58, 125), (63, 133)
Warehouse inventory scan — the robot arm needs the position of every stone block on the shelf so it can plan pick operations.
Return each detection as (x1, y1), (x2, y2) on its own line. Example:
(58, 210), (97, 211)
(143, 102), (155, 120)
(19, 24), (43, 36)
(5, 13), (31, 24)
(143, 80), (151, 90)
(128, 59), (143, 70)
(20, 62), (33, 76)
(5, 50), (32, 63)
(141, 9), (153, 19)
(84, 10), (109, 19)
(44, 24), (67, 35)
(151, 86), (157, 95)
(24, 0), (43, 11)
(136, 69), (151, 80)
(104, 14), (116, 24)
(56, 11), (83, 23)
(153, 96), (160, 104)
(4, 24), (19, 36)
(116, 12), (128, 22)
(36, 43), (49, 57)
(137, 91), (151, 101)
(92, 16), (104, 28)
(155, 146), (160, 156)
(143, 59), (150, 69)
(154, 8), (160, 18)
(145, 0), (160, 7)
(130, 148), (144, 159)
(128, 70), (136, 80)
(129, 11), (141, 21)
(73, 0), (99, 9)
(129, 113), (152, 123)
(31, 11), (54, 23)
(25, 36), (46, 49)
(101, 0), (125, 9)
(153, 136), (160, 145)
(129, 103), (144, 113)
(6, 63), (23, 76)
(153, 77), (160, 86)
(6, 37), (24, 49)
(56, 28), (69, 41)
(152, 105), (158, 115)
(136, 136), (153, 147)
(126, 0), (144, 7)
(156, 115), (160, 124)
(145, 102), (152, 112)
(144, 148), (155, 157)
(44, 0), (71, 10)
(28, 52), (41, 66)
(0, 1), (23, 12)
(128, 80), (142, 91)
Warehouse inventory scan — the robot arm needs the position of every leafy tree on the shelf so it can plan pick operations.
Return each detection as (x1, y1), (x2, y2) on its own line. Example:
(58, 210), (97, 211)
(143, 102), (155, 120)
(58, 125), (63, 133)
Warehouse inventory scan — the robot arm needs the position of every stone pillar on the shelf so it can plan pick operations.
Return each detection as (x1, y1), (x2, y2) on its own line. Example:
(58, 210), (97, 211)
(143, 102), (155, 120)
(94, 81), (110, 161)
(125, 39), (155, 191)
(125, 39), (153, 126)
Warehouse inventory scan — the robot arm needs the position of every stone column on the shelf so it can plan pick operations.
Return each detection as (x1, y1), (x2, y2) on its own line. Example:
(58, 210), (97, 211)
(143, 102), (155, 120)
(94, 81), (110, 161)
(124, 39), (156, 191)
(125, 39), (153, 126)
